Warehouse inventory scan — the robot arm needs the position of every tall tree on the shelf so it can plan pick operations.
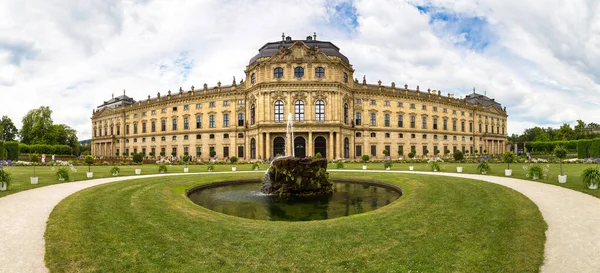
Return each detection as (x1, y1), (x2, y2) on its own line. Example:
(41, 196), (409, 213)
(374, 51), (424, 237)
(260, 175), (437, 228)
(574, 119), (587, 139)
(20, 106), (53, 144)
(0, 116), (18, 141)
(554, 123), (575, 141)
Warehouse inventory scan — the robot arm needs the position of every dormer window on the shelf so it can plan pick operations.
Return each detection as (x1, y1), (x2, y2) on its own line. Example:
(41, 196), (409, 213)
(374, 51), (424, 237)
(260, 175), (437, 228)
(251, 73), (256, 84)
(274, 67), (283, 78)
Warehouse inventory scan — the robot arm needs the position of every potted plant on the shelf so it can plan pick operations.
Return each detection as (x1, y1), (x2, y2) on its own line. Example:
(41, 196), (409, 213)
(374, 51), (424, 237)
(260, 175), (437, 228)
(382, 149), (389, 159)
(581, 167), (600, 189)
(383, 159), (392, 170)
(56, 167), (69, 181)
(423, 149), (429, 158)
(133, 152), (143, 174)
(554, 146), (567, 183)
(30, 153), (40, 184)
(336, 161), (344, 169)
(476, 159), (490, 174)
(502, 151), (515, 176)
(444, 149), (450, 158)
(0, 163), (11, 191)
(230, 156), (238, 171)
(429, 161), (440, 172)
(84, 155), (94, 178)
(361, 154), (369, 170)
(183, 153), (190, 173)
(210, 150), (216, 160)
(408, 151), (415, 170)
(110, 166), (120, 176)
(158, 164), (167, 174)
(252, 162), (259, 171)
(454, 150), (464, 172)
(527, 165), (543, 180)
(397, 149), (403, 159)
(207, 164), (214, 172)
(434, 149), (440, 157)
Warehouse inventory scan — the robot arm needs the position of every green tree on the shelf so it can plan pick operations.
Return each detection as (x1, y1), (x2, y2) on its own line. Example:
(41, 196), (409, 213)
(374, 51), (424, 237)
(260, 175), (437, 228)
(574, 119), (587, 139)
(533, 130), (550, 142)
(554, 123), (575, 141)
(20, 106), (54, 144)
(0, 116), (18, 141)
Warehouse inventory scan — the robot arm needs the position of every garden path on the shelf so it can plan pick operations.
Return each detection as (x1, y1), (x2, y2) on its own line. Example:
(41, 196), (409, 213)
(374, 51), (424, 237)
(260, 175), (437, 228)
(0, 170), (599, 272)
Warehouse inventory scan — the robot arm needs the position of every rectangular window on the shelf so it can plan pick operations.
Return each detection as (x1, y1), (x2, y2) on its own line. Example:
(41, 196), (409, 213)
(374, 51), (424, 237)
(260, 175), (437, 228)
(196, 146), (201, 157)
(452, 110), (457, 115)
(410, 116), (415, 128)
(151, 110), (156, 115)
(134, 113), (138, 118)
(172, 118), (177, 130)
(398, 146), (403, 156)
(223, 114), (229, 127)
(184, 105), (189, 110)
(117, 126), (121, 135)
(422, 105), (426, 110)
(209, 101), (215, 108)
(397, 102), (403, 108)
(355, 112), (361, 125)
(238, 145), (244, 158)
(485, 124), (488, 133)
(371, 145), (377, 156)
(423, 145), (427, 155)
(370, 113), (376, 126)
(443, 108), (447, 113)
(469, 122), (473, 133)
(196, 103), (202, 109)
(370, 100), (376, 105)
(433, 118), (438, 130)
(355, 99), (361, 104)
(355, 145), (362, 157)
(209, 115), (215, 128)
(238, 113), (244, 126)
(452, 120), (457, 131)
(479, 123), (482, 132)
(196, 116), (202, 129)
(161, 120), (166, 131)
(422, 116), (427, 129)
(142, 112), (146, 117)
(161, 108), (167, 113)
(133, 123), (138, 134)
(223, 101), (230, 106)
(238, 99), (245, 105)
(398, 115), (403, 127)
(433, 106), (437, 112)
(142, 122), (147, 133)
(125, 124), (130, 134)
(461, 121), (465, 132)
(151, 121), (156, 132)
(223, 146), (229, 158)
(384, 101), (390, 106)
(410, 103), (416, 109)
(443, 119), (447, 130)
(384, 114), (390, 127)
(184, 117), (189, 130)
(461, 111), (465, 116)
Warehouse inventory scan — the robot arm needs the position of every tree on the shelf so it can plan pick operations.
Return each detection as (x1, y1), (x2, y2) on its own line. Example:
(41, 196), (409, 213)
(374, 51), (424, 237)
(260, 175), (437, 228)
(0, 116), (18, 141)
(20, 106), (53, 144)
(574, 119), (587, 139)
(554, 123), (575, 141)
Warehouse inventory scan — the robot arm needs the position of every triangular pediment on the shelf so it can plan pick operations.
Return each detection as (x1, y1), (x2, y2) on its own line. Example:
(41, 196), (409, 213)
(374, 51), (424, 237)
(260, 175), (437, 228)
(268, 41), (332, 63)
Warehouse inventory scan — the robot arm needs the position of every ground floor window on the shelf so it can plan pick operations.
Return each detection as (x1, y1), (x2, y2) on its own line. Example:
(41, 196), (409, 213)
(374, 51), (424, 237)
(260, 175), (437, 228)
(355, 145), (362, 157)
(196, 146), (201, 157)
(238, 145), (244, 158)
(398, 146), (403, 156)
(223, 146), (229, 158)
(370, 145), (377, 157)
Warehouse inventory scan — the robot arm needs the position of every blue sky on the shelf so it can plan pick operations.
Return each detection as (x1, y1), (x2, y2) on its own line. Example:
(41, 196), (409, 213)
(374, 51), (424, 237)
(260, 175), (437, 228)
(0, 0), (598, 139)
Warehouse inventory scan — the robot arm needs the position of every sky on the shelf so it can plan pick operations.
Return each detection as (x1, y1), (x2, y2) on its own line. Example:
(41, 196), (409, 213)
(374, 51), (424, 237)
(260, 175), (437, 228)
(1, 0), (599, 140)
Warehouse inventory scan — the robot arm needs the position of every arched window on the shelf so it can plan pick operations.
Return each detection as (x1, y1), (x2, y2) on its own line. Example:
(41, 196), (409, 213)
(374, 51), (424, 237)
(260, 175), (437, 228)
(250, 73), (256, 84)
(151, 137), (156, 142)
(295, 100), (305, 121)
(274, 100), (284, 121)
(250, 138), (256, 159)
(250, 104), (256, 125)
(315, 100), (325, 121)
(184, 135), (189, 140)
(274, 67), (283, 78)
(343, 72), (348, 83)
(344, 137), (350, 158)
(294, 67), (304, 78)
(315, 67), (325, 78)
(344, 103), (349, 124)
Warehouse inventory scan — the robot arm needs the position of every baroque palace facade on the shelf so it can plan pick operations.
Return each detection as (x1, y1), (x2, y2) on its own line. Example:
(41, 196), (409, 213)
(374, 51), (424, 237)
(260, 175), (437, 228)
(91, 35), (508, 161)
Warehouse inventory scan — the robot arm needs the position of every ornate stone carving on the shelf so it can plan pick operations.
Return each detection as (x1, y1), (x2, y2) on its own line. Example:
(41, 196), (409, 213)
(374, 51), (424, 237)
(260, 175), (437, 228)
(271, 91), (287, 104)
(292, 91), (307, 101)
(312, 90), (327, 103)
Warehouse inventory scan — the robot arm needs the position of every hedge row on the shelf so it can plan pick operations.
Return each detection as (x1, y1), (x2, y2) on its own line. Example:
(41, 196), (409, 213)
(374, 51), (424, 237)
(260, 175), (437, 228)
(0, 141), (4, 160)
(525, 139), (600, 158)
(18, 143), (73, 155)
(4, 141), (19, 161)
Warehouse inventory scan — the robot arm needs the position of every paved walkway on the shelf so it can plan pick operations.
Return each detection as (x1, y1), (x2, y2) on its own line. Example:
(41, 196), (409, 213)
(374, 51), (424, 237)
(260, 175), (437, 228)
(0, 171), (599, 272)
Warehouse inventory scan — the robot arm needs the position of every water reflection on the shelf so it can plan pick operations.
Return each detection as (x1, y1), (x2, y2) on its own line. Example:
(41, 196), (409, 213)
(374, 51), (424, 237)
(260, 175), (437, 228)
(188, 181), (401, 221)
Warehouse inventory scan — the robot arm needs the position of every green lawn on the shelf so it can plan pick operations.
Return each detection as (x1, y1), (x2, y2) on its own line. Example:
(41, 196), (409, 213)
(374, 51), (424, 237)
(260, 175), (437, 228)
(45, 172), (546, 272)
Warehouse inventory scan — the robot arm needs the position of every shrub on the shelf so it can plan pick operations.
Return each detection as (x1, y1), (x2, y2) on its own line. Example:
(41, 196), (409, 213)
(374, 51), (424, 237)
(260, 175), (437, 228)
(183, 154), (190, 164)
(158, 164), (168, 173)
(382, 149), (389, 157)
(230, 156), (238, 163)
(315, 152), (323, 158)
(210, 150), (216, 158)
(56, 167), (69, 181)
(110, 166), (120, 176)
(0, 168), (12, 189)
(132, 153), (144, 164)
(0, 141), (4, 160)
(525, 164), (548, 180)
(397, 149), (403, 156)
(429, 161), (440, 171)
(252, 162), (259, 170)
(453, 150), (464, 163)
(383, 160), (392, 169)
(84, 155), (94, 172)
(207, 165), (214, 172)
(361, 154), (370, 162)
(434, 149), (440, 156)
(477, 159), (490, 174)
(424, 149), (429, 157)
(581, 167), (600, 188)
(408, 152), (415, 160)
(502, 151), (515, 170)
(577, 140), (592, 158)
(336, 161), (344, 169)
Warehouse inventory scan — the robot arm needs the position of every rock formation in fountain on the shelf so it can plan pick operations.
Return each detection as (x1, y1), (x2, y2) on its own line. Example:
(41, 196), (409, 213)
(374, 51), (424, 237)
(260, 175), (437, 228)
(261, 157), (333, 196)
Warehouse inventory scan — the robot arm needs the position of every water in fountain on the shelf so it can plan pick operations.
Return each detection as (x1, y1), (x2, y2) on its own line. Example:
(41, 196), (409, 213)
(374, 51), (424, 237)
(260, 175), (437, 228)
(261, 113), (334, 196)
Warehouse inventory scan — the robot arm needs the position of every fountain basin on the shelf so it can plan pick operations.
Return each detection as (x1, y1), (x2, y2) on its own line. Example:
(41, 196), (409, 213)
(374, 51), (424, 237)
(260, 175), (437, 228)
(187, 179), (402, 221)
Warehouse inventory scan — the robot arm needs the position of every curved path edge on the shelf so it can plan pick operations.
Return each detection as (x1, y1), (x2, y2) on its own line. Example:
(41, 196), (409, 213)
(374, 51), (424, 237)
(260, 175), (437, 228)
(0, 170), (599, 273)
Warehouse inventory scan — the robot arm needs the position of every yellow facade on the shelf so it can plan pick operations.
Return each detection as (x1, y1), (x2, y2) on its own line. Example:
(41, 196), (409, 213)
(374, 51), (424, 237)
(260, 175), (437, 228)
(91, 37), (508, 161)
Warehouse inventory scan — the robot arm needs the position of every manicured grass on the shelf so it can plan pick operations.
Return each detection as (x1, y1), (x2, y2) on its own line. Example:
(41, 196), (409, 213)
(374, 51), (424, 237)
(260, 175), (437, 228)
(45, 172), (546, 272)
(0, 163), (263, 198)
(333, 162), (600, 199)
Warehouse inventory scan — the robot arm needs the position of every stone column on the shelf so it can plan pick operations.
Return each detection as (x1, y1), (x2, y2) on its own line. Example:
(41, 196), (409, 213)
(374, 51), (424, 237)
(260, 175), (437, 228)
(265, 132), (271, 159)
(258, 132), (263, 160)
(307, 131), (313, 157)
(329, 132), (334, 160)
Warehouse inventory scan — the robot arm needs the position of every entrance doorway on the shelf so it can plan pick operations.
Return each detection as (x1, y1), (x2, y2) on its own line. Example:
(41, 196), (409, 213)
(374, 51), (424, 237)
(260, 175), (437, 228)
(314, 136), (327, 158)
(294, 136), (306, 158)
(273, 137), (285, 157)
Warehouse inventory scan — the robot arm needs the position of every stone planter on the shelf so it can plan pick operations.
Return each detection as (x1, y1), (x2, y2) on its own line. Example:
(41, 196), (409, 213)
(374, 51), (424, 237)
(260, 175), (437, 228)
(385, 167), (390, 171)
(433, 169), (438, 172)
(254, 167), (259, 171)
(362, 165), (367, 170)
(232, 167), (236, 172)
(135, 169), (141, 175)
(58, 176), (65, 181)
(0, 182), (6, 191)
(112, 172), (119, 176)
(457, 166), (463, 173)
(558, 175), (567, 183)
(481, 171), (487, 175)
(30, 177), (38, 184)
(409, 166), (414, 171)
(533, 175), (539, 180)
(86, 172), (93, 178)
(588, 183), (598, 190)
(184, 168), (189, 173)
(505, 169), (512, 176)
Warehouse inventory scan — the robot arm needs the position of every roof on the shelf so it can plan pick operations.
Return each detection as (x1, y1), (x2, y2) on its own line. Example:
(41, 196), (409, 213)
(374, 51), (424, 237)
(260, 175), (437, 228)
(465, 92), (505, 113)
(97, 94), (135, 109)
(249, 37), (349, 65)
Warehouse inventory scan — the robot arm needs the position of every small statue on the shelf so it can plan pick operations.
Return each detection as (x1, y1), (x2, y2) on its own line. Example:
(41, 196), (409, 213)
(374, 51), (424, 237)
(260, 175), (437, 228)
(191, 85), (195, 91)
(378, 80), (382, 86)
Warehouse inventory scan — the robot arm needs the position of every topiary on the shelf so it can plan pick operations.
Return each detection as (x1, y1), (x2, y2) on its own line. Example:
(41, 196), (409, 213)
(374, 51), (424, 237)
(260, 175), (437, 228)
(132, 153), (144, 165)
(84, 155), (94, 173)
(315, 152), (323, 158)
(554, 146), (567, 176)
(230, 156), (238, 163)
(361, 154), (370, 162)
(158, 164), (167, 173)
(336, 161), (344, 169)
(453, 150), (464, 165)
(56, 167), (69, 181)
(502, 151), (515, 170)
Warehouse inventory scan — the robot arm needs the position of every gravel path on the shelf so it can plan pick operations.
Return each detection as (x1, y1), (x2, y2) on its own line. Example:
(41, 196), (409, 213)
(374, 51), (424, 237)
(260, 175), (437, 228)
(1, 170), (599, 272)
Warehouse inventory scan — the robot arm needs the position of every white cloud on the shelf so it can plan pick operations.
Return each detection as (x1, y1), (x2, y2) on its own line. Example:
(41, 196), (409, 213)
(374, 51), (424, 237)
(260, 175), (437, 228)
(1, 0), (599, 140)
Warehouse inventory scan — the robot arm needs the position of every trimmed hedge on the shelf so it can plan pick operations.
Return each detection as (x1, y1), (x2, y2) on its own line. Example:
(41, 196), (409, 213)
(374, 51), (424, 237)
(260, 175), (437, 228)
(591, 139), (600, 158)
(0, 141), (4, 160)
(577, 139), (592, 158)
(18, 144), (73, 155)
(4, 141), (19, 161)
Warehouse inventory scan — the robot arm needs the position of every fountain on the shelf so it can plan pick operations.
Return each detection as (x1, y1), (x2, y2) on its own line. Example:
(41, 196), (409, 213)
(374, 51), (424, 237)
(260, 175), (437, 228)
(260, 114), (334, 196)
(186, 114), (402, 221)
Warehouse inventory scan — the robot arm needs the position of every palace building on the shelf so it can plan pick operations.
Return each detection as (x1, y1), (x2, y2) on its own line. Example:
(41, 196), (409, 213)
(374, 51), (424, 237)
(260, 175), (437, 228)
(91, 34), (508, 161)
